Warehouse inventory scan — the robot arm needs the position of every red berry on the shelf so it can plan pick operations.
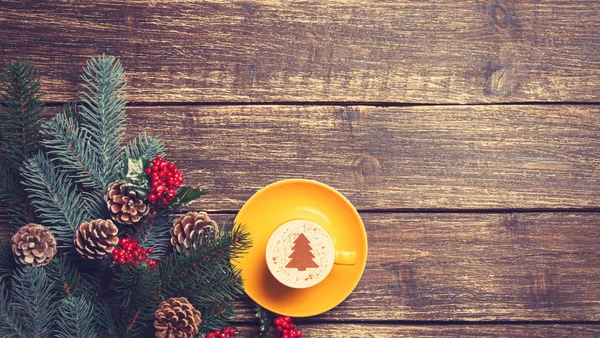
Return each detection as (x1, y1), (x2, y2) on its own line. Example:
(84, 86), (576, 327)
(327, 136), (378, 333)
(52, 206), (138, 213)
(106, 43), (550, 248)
(156, 185), (164, 193)
(296, 330), (302, 337)
(124, 237), (131, 243)
(228, 328), (235, 335)
(148, 194), (157, 201)
(147, 248), (153, 254)
(277, 326), (283, 332)
(275, 318), (282, 325)
(118, 258), (125, 264)
(112, 255), (119, 261)
(289, 323), (295, 329)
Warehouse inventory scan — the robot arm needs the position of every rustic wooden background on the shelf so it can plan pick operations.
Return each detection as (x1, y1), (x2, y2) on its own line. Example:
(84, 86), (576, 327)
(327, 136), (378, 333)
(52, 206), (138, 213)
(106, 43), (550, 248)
(2, 0), (600, 336)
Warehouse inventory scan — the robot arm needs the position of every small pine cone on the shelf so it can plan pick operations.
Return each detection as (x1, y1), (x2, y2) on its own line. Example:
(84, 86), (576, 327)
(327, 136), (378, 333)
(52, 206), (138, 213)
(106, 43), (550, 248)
(154, 297), (201, 338)
(12, 223), (57, 267)
(74, 219), (119, 259)
(170, 212), (219, 254)
(105, 181), (150, 225)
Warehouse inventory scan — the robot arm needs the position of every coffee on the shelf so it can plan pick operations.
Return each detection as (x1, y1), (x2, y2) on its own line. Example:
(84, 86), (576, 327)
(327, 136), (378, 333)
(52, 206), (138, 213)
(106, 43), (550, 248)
(266, 220), (335, 289)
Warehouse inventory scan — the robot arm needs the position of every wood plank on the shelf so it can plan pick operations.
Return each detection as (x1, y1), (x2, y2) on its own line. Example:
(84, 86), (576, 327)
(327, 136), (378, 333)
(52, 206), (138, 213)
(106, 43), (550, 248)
(125, 104), (600, 211)
(1, 1), (600, 103)
(209, 213), (600, 321)
(233, 324), (600, 337)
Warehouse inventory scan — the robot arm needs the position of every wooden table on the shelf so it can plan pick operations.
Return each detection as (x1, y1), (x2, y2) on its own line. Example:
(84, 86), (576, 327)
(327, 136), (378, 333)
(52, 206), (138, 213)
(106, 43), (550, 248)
(2, 1), (600, 336)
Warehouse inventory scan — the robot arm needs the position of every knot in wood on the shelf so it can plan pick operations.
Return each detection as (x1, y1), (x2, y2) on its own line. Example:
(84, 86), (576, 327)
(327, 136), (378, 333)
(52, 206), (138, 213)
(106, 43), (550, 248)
(487, 1), (511, 29)
(353, 154), (381, 177)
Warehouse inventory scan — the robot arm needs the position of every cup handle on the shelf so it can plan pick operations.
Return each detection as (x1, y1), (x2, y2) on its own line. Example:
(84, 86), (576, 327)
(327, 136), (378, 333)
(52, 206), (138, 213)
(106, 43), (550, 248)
(334, 250), (357, 265)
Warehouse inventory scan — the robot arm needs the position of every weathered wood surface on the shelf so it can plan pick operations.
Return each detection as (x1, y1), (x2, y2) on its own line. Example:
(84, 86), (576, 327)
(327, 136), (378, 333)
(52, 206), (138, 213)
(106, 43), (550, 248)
(1, 0), (600, 103)
(233, 324), (600, 337)
(124, 104), (600, 211)
(207, 213), (600, 321)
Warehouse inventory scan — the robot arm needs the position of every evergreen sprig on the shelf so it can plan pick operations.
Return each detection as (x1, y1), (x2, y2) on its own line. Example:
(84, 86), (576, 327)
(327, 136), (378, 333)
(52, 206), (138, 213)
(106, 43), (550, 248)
(0, 242), (16, 283)
(121, 225), (251, 336)
(8, 267), (56, 338)
(55, 296), (97, 338)
(125, 133), (165, 160)
(21, 152), (92, 247)
(0, 282), (26, 338)
(0, 60), (43, 227)
(78, 55), (127, 193)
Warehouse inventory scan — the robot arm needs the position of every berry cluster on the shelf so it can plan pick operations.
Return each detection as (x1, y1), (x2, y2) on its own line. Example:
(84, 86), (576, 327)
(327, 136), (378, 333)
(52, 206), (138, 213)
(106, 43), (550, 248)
(145, 156), (184, 205)
(205, 327), (237, 338)
(112, 236), (157, 270)
(275, 316), (302, 337)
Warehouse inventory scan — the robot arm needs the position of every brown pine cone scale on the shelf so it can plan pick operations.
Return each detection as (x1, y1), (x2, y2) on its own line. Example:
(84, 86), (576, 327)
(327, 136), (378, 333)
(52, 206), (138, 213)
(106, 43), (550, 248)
(12, 223), (57, 267)
(154, 297), (201, 338)
(105, 181), (150, 225)
(74, 219), (119, 259)
(170, 211), (219, 254)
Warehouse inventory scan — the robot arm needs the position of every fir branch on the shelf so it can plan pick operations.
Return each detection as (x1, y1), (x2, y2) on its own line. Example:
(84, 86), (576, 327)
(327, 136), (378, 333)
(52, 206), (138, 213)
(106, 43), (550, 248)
(113, 264), (160, 314)
(0, 165), (30, 227)
(42, 108), (103, 191)
(123, 225), (251, 335)
(78, 55), (127, 192)
(0, 241), (16, 283)
(45, 255), (95, 300)
(55, 296), (97, 338)
(138, 213), (173, 259)
(0, 282), (26, 338)
(95, 299), (122, 338)
(0, 59), (43, 171)
(125, 133), (165, 160)
(21, 152), (92, 247)
(10, 267), (55, 338)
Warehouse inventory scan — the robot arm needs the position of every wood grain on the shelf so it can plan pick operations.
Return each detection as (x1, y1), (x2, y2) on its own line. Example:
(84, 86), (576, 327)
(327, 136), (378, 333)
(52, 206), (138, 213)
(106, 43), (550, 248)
(209, 212), (600, 321)
(124, 104), (600, 211)
(233, 324), (600, 337)
(1, 0), (600, 103)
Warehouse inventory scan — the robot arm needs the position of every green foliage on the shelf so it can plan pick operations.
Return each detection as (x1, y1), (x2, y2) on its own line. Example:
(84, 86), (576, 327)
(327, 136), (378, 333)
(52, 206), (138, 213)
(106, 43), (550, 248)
(0, 242), (16, 283)
(78, 55), (127, 193)
(121, 225), (251, 336)
(0, 60), (43, 227)
(55, 296), (97, 338)
(21, 152), (92, 247)
(125, 133), (165, 160)
(0, 59), (43, 170)
(45, 255), (96, 300)
(114, 264), (160, 314)
(0, 282), (26, 338)
(121, 157), (150, 199)
(138, 213), (173, 259)
(9, 267), (56, 338)
(255, 304), (277, 337)
(169, 186), (208, 210)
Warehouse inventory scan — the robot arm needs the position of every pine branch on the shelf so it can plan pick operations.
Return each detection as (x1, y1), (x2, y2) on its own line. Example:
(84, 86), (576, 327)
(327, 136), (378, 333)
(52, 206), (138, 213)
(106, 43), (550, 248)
(125, 133), (165, 160)
(45, 255), (96, 300)
(0, 282), (26, 338)
(0, 60), (42, 227)
(122, 225), (251, 336)
(113, 264), (160, 314)
(41, 108), (106, 218)
(21, 152), (92, 247)
(0, 59), (43, 171)
(0, 165), (30, 227)
(55, 296), (97, 338)
(95, 299), (123, 338)
(78, 55), (127, 193)
(10, 267), (56, 338)
(138, 213), (173, 259)
(0, 241), (16, 283)
(42, 108), (103, 191)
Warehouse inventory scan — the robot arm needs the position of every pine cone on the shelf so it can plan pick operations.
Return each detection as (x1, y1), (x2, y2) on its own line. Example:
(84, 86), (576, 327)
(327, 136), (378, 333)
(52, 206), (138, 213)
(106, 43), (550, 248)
(170, 212), (219, 254)
(154, 297), (201, 338)
(12, 223), (57, 267)
(74, 219), (119, 259)
(105, 181), (150, 225)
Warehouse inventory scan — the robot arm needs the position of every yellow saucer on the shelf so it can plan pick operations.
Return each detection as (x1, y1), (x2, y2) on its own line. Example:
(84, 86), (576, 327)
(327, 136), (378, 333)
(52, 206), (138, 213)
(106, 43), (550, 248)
(233, 179), (368, 317)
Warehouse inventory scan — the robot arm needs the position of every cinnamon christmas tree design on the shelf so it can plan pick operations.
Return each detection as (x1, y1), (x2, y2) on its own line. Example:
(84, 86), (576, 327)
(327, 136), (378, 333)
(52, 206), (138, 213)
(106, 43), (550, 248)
(286, 233), (319, 271)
